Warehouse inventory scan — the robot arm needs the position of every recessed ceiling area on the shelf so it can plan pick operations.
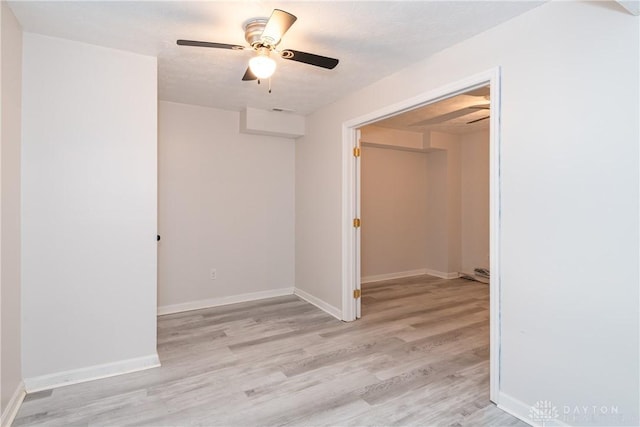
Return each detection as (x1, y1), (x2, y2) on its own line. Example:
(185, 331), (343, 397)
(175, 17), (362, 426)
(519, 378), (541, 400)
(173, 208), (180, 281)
(373, 86), (491, 135)
(8, 1), (544, 115)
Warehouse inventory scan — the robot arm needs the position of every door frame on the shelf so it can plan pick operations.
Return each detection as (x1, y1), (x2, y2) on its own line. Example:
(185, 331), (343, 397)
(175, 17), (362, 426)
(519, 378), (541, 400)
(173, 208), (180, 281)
(340, 67), (502, 403)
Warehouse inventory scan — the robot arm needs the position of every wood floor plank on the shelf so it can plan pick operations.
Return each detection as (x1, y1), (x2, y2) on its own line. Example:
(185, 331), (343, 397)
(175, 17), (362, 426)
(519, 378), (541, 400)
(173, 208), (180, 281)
(14, 276), (527, 427)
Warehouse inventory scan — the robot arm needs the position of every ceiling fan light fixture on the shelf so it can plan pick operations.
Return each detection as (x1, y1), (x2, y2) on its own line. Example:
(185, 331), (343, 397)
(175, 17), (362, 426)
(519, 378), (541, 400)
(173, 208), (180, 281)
(249, 47), (276, 79)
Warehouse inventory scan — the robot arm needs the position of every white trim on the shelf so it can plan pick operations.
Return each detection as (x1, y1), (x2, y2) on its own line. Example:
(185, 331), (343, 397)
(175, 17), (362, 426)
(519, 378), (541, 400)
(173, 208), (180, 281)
(362, 269), (429, 283)
(0, 381), (25, 427)
(487, 68), (502, 403)
(355, 129), (362, 319)
(425, 269), (461, 280)
(497, 391), (569, 427)
(294, 288), (342, 320)
(157, 287), (294, 316)
(341, 68), (502, 402)
(341, 125), (357, 322)
(361, 268), (461, 283)
(24, 354), (160, 393)
(497, 392), (534, 426)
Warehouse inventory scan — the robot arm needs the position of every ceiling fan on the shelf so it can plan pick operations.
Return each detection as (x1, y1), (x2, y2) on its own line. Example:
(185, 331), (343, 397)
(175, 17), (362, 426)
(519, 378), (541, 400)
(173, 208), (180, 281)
(177, 9), (339, 91)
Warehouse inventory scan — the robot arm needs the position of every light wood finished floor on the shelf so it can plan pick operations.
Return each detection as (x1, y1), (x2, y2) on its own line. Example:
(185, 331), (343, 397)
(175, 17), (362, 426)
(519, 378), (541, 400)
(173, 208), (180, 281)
(14, 275), (526, 426)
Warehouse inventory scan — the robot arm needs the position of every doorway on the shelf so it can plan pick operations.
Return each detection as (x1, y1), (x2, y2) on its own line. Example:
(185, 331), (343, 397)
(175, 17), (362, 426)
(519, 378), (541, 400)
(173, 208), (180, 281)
(359, 86), (491, 285)
(340, 68), (501, 402)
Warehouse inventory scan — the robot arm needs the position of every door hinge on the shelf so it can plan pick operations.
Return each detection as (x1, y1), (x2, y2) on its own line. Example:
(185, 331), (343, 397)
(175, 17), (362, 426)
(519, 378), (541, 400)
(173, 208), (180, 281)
(353, 147), (361, 157)
(353, 289), (362, 299)
(353, 218), (361, 228)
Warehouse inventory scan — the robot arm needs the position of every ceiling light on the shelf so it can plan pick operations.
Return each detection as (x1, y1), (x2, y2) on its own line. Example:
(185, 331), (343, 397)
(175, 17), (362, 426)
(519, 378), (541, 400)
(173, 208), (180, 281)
(249, 47), (276, 79)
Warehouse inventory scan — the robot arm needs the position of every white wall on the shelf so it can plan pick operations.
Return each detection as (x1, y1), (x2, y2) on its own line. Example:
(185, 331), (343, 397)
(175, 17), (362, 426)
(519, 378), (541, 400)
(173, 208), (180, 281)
(430, 131), (462, 274)
(361, 126), (425, 150)
(295, 1), (639, 425)
(158, 101), (295, 312)
(361, 128), (489, 280)
(424, 149), (449, 274)
(21, 33), (158, 385)
(460, 130), (490, 273)
(1, 0), (23, 414)
(360, 146), (428, 279)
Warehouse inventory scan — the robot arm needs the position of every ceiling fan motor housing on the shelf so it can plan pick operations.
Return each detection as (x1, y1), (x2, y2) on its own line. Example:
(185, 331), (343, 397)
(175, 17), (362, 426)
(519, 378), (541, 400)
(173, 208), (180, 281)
(244, 19), (270, 48)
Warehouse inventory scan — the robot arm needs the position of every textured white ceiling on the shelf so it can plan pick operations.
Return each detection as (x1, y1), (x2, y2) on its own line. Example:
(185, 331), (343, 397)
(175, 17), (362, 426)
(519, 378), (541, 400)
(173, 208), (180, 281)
(8, 1), (544, 115)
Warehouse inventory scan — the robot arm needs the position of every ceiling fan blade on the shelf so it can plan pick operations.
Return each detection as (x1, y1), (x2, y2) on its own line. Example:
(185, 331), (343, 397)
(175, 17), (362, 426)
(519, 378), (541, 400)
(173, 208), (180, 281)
(281, 49), (339, 69)
(177, 40), (245, 50)
(242, 67), (257, 81)
(468, 104), (490, 110)
(260, 9), (297, 47)
(467, 116), (490, 125)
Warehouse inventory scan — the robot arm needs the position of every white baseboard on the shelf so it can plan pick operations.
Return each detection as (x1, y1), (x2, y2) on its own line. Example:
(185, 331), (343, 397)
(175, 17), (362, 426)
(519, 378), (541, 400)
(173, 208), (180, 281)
(294, 288), (342, 320)
(24, 354), (160, 393)
(498, 391), (569, 427)
(158, 287), (295, 316)
(497, 392), (535, 426)
(361, 269), (429, 283)
(425, 269), (461, 280)
(362, 268), (460, 283)
(1, 381), (25, 427)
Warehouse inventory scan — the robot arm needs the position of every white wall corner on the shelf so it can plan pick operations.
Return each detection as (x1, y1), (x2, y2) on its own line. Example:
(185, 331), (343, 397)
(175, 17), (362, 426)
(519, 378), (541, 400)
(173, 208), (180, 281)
(0, 381), (26, 427)
(158, 287), (294, 316)
(424, 269), (461, 280)
(294, 288), (342, 320)
(617, 0), (640, 15)
(23, 354), (160, 393)
(240, 107), (305, 138)
(421, 131), (430, 148)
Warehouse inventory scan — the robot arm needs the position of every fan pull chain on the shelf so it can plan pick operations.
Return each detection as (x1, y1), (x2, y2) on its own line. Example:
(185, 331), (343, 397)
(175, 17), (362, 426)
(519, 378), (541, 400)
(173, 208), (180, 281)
(254, 78), (272, 93)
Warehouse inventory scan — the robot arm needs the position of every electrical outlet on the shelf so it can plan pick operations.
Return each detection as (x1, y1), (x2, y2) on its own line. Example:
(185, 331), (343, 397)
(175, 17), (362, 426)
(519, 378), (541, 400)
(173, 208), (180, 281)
(210, 269), (217, 280)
